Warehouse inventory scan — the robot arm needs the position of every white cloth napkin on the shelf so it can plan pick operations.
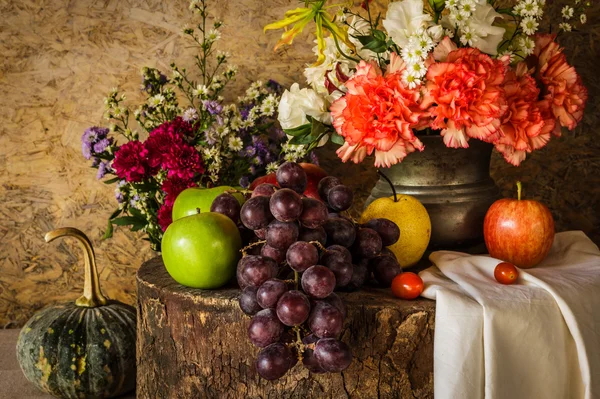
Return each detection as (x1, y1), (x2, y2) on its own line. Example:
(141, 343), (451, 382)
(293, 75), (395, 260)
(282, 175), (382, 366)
(420, 231), (600, 399)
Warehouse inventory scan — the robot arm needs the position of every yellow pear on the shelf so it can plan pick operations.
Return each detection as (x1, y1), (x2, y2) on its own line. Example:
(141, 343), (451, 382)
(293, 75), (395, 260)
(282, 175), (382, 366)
(361, 193), (431, 268)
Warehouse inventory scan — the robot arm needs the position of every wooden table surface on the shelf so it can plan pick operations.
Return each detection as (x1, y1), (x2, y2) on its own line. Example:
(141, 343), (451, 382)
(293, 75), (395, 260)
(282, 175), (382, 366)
(0, 329), (135, 399)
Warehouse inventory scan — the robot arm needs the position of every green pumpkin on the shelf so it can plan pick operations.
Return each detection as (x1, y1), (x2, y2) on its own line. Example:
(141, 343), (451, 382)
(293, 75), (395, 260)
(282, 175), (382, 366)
(16, 228), (136, 399)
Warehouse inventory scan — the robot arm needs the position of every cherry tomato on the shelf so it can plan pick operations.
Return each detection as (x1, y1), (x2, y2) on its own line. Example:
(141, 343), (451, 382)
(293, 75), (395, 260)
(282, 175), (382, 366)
(494, 262), (519, 285)
(391, 272), (424, 300)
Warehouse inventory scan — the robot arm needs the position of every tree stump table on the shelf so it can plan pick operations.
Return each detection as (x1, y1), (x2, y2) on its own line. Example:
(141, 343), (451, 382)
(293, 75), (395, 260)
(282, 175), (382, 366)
(136, 257), (435, 398)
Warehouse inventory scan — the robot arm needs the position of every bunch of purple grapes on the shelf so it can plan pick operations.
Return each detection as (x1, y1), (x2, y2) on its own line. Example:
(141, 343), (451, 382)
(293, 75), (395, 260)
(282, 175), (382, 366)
(235, 162), (402, 381)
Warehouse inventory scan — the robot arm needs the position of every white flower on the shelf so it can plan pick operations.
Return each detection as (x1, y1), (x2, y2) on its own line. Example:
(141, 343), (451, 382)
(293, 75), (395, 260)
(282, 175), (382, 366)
(226, 65), (238, 75)
(148, 94), (165, 107)
(277, 83), (331, 130)
(348, 16), (380, 61)
(206, 29), (221, 42)
(520, 0), (541, 17)
(401, 70), (422, 89)
(498, 50), (516, 63)
(581, 14), (587, 24)
(182, 108), (198, 122)
(459, 0), (476, 18)
(216, 125), (229, 137)
(266, 162), (279, 174)
(411, 32), (435, 53)
(562, 6), (574, 19)
(521, 17), (539, 35)
(427, 25), (444, 42)
(193, 84), (208, 97)
(444, 28), (455, 39)
(460, 26), (476, 46)
(518, 36), (535, 56)
(401, 46), (421, 64)
(260, 103), (275, 116)
(559, 22), (572, 32)
(228, 136), (243, 152)
(230, 116), (243, 131)
(445, 0), (458, 9)
(382, 0), (432, 48)
(408, 61), (427, 78)
(304, 37), (356, 95)
(463, 2), (506, 55)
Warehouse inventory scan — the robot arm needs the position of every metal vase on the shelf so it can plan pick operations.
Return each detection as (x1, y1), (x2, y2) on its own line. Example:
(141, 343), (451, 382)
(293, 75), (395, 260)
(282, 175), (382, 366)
(365, 135), (500, 249)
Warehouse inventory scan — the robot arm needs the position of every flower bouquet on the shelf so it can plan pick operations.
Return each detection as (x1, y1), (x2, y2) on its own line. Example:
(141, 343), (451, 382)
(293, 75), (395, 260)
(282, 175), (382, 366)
(267, 0), (589, 167)
(81, 0), (316, 250)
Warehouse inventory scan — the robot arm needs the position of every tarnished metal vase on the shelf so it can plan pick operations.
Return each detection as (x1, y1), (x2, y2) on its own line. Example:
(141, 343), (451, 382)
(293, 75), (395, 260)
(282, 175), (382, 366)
(365, 136), (500, 249)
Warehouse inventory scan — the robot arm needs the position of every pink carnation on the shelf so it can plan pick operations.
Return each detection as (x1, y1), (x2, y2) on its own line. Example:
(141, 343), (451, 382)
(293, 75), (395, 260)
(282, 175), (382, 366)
(533, 34), (587, 131)
(426, 46), (508, 148)
(494, 63), (556, 166)
(112, 140), (149, 182)
(163, 143), (204, 180)
(331, 53), (432, 167)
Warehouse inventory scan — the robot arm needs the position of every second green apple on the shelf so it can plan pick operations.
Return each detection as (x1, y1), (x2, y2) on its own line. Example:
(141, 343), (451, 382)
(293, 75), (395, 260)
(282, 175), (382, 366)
(172, 186), (246, 222)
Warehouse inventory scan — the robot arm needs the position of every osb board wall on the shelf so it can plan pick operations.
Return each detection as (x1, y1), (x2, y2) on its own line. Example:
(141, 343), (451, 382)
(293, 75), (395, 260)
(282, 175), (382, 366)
(0, 0), (598, 327)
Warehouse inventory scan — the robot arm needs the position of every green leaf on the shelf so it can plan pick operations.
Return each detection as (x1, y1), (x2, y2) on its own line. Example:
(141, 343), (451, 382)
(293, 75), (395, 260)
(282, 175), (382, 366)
(372, 29), (387, 41)
(129, 207), (144, 219)
(109, 208), (122, 220)
(103, 220), (114, 240)
(354, 34), (376, 46)
(289, 134), (316, 145)
(103, 177), (121, 185)
(283, 123), (312, 137)
(112, 216), (142, 226)
(311, 118), (328, 138)
(330, 132), (345, 146)
(362, 39), (388, 53)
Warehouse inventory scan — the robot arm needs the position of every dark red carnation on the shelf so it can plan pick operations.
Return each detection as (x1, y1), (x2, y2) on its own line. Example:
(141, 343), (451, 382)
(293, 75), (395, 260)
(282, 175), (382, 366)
(162, 176), (196, 206)
(157, 203), (173, 232)
(112, 140), (149, 182)
(163, 143), (204, 180)
(145, 130), (184, 170)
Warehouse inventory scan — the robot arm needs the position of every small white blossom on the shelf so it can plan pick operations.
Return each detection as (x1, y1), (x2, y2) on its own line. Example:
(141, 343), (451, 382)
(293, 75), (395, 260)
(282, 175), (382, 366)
(193, 84), (208, 97)
(216, 125), (230, 137)
(460, 26), (476, 46)
(562, 6), (574, 19)
(228, 136), (243, 152)
(498, 50), (516, 63)
(266, 162), (279, 174)
(445, 0), (458, 9)
(206, 29), (221, 42)
(559, 22), (573, 32)
(518, 36), (535, 56)
(444, 29), (455, 39)
(148, 94), (165, 107)
(401, 70), (422, 89)
(458, 0), (476, 18)
(182, 108), (198, 122)
(260, 103), (275, 116)
(408, 61), (427, 78)
(521, 17), (540, 35)
(580, 14), (587, 24)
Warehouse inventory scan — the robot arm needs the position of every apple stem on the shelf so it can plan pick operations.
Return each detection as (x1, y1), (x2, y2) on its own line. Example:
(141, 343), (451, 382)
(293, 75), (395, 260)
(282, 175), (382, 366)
(196, 207), (201, 214)
(516, 181), (522, 201)
(377, 170), (397, 202)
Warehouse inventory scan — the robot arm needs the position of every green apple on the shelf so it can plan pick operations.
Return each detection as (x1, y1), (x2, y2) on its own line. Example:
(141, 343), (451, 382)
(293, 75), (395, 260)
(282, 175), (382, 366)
(161, 212), (242, 289)
(172, 186), (245, 222)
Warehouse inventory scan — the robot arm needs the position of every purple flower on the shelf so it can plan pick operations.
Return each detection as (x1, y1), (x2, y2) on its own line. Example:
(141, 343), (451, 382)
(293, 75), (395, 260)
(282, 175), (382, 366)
(92, 157), (101, 167)
(96, 161), (111, 179)
(203, 100), (223, 115)
(267, 79), (283, 93)
(255, 155), (264, 166)
(115, 191), (124, 203)
(82, 142), (92, 160)
(239, 176), (250, 188)
(244, 146), (256, 157)
(81, 127), (110, 159)
(130, 195), (140, 207)
(240, 105), (253, 120)
(93, 138), (112, 154)
(310, 152), (319, 165)
(249, 165), (257, 175)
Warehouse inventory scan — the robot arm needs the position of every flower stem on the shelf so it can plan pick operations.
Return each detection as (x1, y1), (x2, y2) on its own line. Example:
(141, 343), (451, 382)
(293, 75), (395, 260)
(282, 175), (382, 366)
(377, 170), (397, 202)
(516, 181), (522, 201)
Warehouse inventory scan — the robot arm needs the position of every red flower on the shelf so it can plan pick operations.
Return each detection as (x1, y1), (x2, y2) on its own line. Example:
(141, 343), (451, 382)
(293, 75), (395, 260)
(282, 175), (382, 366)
(157, 203), (173, 232)
(145, 130), (184, 171)
(532, 34), (587, 131)
(426, 46), (508, 148)
(112, 140), (149, 182)
(162, 176), (196, 206)
(163, 143), (204, 180)
(494, 63), (556, 166)
(331, 53), (432, 167)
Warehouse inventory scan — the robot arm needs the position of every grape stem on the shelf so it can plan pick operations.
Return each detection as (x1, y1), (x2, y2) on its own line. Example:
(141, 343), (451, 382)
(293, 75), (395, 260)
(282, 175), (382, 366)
(293, 326), (305, 362)
(516, 181), (522, 201)
(239, 240), (266, 257)
(377, 170), (397, 202)
(294, 270), (299, 290)
(309, 240), (327, 252)
(225, 188), (252, 196)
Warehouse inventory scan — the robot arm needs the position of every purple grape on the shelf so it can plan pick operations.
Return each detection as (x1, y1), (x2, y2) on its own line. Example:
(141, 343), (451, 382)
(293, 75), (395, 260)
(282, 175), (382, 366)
(301, 265), (336, 299)
(301, 334), (326, 374)
(323, 218), (356, 248)
(321, 293), (347, 319)
(314, 338), (353, 372)
(239, 286), (262, 315)
(308, 302), (344, 338)
(252, 183), (277, 198)
(261, 244), (286, 264)
(372, 256), (402, 287)
(269, 188), (303, 222)
(210, 192), (241, 223)
(256, 342), (294, 380)
(299, 197), (328, 229)
(255, 228), (267, 239)
(266, 220), (299, 250)
(257, 279), (288, 309)
(321, 245), (352, 265)
(345, 263), (369, 291)
(286, 241), (319, 272)
(363, 218), (400, 246)
(239, 255), (278, 288)
(298, 226), (327, 246)
(380, 247), (397, 260)
(318, 176), (341, 201)
(276, 162), (307, 194)
(327, 258), (353, 288)
(279, 330), (299, 368)
(352, 228), (383, 258)
(276, 290), (311, 326)
(240, 196), (273, 230)
(248, 308), (284, 347)
(327, 185), (354, 212)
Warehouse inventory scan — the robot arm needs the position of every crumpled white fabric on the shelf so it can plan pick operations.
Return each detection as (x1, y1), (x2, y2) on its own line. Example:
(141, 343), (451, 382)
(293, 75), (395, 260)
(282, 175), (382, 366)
(420, 231), (600, 399)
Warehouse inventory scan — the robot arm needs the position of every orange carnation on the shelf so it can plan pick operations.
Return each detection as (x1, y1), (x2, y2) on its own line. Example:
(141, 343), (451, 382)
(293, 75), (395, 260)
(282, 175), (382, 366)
(426, 47), (508, 148)
(331, 53), (432, 167)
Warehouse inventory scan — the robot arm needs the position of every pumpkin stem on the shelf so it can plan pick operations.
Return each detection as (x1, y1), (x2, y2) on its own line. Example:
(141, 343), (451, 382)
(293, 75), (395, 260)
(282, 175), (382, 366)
(45, 227), (108, 308)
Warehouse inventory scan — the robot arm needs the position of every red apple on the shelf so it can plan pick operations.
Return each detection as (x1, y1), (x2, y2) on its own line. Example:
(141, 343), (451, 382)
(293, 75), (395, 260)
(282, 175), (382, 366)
(249, 163), (328, 200)
(483, 182), (554, 269)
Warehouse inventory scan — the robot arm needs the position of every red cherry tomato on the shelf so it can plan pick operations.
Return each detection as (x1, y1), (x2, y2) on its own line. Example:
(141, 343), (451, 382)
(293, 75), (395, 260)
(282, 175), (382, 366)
(391, 272), (424, 300)
(494, 262), (519, 285)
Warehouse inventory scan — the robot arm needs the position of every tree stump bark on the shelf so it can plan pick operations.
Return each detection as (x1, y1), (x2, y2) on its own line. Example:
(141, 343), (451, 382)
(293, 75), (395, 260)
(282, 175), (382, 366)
(136, 257), (435, 399)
